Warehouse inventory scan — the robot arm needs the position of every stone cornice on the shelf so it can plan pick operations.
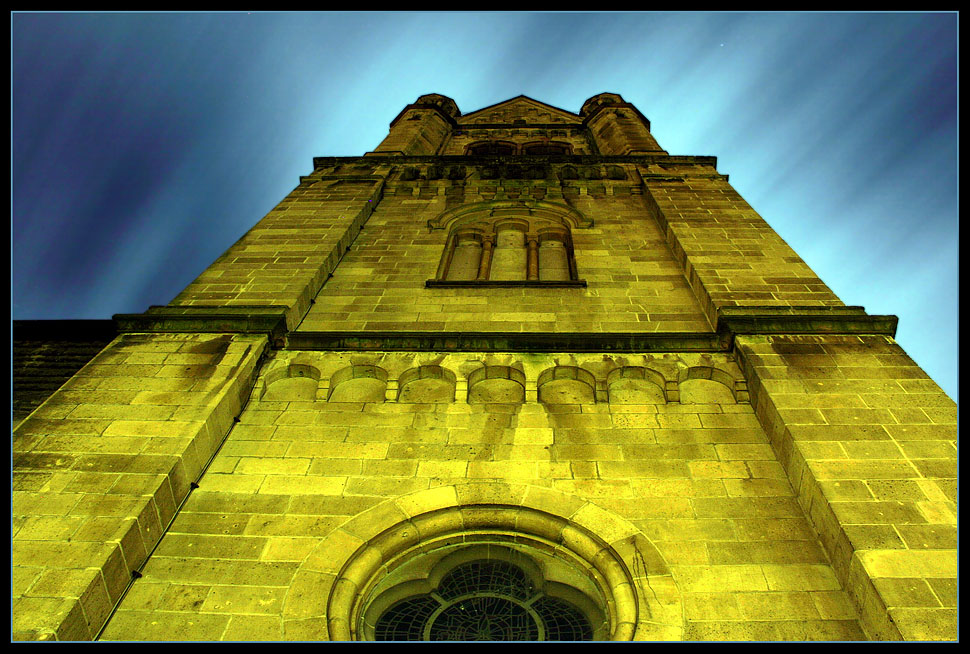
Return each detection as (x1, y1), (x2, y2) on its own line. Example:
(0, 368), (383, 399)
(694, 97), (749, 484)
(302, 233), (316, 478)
(111, 306), (897, 354)
(425, 280), (588, 288)
(316, 154), (719, 170)
(286, 331), (729, 353)
(715, 306), (898, 347)
(113, 305), (290, 346)
(454, 123), (584, 130)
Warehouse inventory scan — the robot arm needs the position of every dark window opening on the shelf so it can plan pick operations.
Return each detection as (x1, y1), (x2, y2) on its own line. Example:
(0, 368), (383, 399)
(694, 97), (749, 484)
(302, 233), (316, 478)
(467, 142), (516, 156)
(374, 561), (593, 642)
(522, 143), (571, 155)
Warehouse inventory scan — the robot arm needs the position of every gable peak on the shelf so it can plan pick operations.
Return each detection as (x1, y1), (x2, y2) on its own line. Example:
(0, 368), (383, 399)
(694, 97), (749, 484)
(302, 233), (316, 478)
(459, 96), (581, 126)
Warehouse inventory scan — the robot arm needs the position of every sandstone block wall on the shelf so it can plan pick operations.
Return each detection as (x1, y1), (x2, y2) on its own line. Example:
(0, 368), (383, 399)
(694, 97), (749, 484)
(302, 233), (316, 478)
(171, 170), (387, 330)
(642, 164), (843, 327)
(12, 333), (267, 640)
(13, 94), (955, 641)
(299, 162), (710, 334)
(736, 334), (957, 640)
(98, 350), (866, 641)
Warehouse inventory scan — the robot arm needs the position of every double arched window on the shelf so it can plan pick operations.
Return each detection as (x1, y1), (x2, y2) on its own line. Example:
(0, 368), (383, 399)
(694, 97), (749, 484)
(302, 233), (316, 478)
(466, 141), (517, 156)
(434, 217), (577, 284)
(465, 141), (571, 156)
(428, 202), (589, 287)
(521, 142), (570, 155)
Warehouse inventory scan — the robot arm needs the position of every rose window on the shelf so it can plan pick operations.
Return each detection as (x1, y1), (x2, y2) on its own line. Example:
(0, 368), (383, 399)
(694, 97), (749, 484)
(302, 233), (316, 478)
(374, 560), (594, 641)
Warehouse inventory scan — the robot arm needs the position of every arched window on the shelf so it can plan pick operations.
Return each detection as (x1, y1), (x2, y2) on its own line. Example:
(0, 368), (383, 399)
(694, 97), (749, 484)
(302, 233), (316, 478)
(489, 221), (529, 281)
(466, 141), (516, 156)
(521, 142), (571, 155)
(433, 217), (581, 286)
(369, 552), (600, 642)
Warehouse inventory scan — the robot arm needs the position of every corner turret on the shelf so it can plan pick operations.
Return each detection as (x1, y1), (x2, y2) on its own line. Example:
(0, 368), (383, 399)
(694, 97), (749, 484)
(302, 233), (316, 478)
(580, 92), (665, 155)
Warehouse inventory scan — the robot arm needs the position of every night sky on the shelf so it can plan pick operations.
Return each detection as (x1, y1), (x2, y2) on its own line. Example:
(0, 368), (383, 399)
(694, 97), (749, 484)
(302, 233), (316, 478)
(12, 12), (958, 401)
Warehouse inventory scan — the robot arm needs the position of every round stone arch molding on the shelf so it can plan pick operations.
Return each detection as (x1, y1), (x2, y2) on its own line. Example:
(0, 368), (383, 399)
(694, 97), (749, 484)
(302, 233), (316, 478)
(677, 364), (749, 404)
(259, 360), (322, 402)
(282, 483), (684, 642)
(427, 199), (593, 233)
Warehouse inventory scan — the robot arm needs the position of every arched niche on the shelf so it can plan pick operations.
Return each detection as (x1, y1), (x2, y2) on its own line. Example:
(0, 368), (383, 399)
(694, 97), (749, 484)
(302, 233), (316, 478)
(466, 141), (517, 156)
(559, 165), (579, 181)
(537, 366), (596, 405)
(329, 365), (388, 403)
(606, 367), (667, 405)
(536, 228), (571, 281)
(444, 228), (486, 281)
(467, 365), (526, 405)
(490, 219), (530, 282)
(677, 366), (738, 404)
(261, 362), (321, 402)
(606, 165), (626, 180)
(397, 366), (457, 404)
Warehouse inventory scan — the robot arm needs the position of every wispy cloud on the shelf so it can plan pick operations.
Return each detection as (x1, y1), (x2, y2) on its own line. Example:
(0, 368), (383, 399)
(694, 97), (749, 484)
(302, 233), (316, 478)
(12, 12), (957, 399)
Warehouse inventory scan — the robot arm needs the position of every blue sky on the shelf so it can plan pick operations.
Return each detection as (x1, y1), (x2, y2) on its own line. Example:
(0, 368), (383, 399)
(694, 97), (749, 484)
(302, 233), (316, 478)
(11, 12), (958, 401)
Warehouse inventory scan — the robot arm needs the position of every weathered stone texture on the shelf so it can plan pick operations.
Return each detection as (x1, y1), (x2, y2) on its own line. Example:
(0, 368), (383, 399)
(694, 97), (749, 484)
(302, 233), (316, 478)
(736, 334), (957, 641)
(299, 176), (710, 334)
(171, 178), (385, 330)
(642, 171), (843, 327)
(13, 93), (954, 642)
(98, 351), (863, 642)
(12, 333), (267, 640)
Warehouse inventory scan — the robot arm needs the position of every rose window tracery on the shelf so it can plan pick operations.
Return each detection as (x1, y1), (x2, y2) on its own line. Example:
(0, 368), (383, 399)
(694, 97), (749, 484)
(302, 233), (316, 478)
(373, 559), (594, 642)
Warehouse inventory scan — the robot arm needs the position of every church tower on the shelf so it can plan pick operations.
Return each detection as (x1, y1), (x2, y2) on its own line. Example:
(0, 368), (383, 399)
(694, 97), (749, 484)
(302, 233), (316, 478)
(12, 94), (956, 642)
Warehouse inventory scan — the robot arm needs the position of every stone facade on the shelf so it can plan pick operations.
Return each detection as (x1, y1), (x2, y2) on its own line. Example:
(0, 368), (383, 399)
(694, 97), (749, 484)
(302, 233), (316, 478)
(11, 94), (956, 641)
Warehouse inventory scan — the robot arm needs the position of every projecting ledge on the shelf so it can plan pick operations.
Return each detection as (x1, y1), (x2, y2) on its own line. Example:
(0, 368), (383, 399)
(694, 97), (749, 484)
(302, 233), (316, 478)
(716, 306), (898, 340)
(425, 280), (588, 288)
(286, 331), (727, 353)
(113, 305), (289, 344)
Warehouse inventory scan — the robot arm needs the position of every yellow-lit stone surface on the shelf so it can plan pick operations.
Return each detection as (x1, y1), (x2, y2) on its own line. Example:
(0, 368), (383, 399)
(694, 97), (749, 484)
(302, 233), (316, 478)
(98, 351), (865, 642)
(298, 183), (711, 334)
(12, 333), (267, 641)
(13, 94), (956, 642)
(736, 334), (957, 641)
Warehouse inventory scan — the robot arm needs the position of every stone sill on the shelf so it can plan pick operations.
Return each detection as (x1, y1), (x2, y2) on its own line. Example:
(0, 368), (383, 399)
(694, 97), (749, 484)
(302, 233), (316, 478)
(425, 279), (587, 288)
(286, 331), (725, 353)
